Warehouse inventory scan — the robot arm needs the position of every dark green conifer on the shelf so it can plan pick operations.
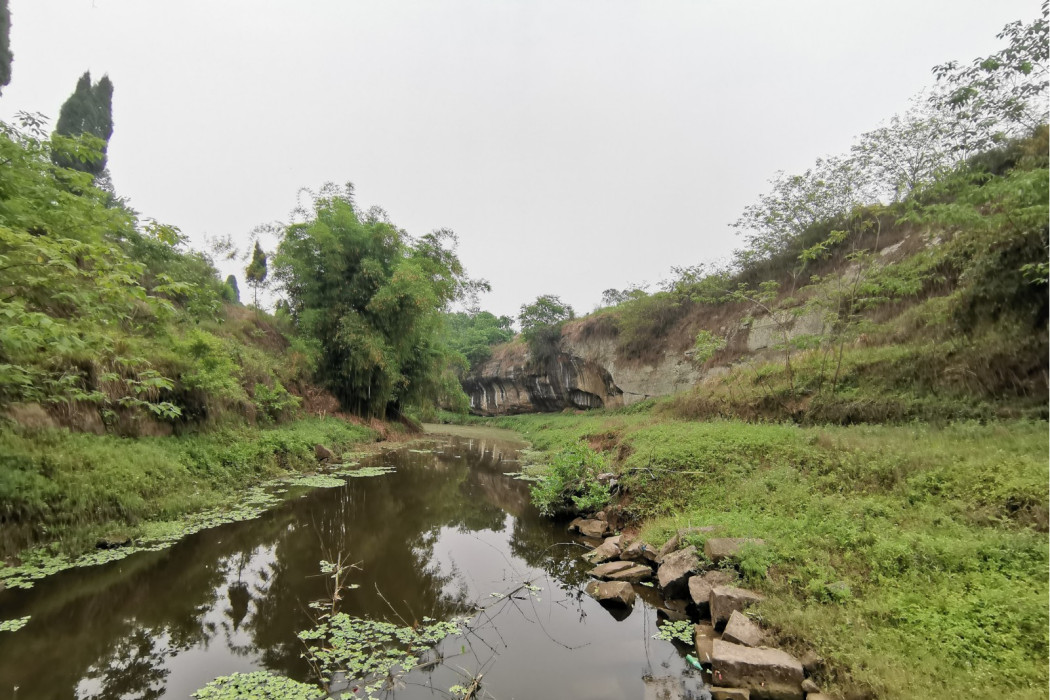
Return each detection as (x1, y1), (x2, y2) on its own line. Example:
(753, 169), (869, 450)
(54, 71), (115, 175)
(0, 0), (11, 94)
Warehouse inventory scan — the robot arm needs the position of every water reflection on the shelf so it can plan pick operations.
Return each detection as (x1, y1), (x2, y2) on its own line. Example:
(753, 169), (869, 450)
(0, 431), (695, 700)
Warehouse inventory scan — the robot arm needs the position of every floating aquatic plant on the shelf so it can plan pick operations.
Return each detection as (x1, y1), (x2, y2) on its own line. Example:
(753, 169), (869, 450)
(191, 671), (322, 699)
(285, 474), (346, 488)
(652, 619), (694, 644)
(0, 616), (30, 633)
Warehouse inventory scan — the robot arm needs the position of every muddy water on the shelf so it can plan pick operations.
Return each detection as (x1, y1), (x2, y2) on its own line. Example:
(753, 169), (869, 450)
(0, 427), (702, 699)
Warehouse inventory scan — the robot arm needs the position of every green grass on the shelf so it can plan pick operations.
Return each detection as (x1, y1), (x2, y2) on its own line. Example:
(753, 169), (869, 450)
(0, 417), (375, 560)
(494, 411), (1049, 699)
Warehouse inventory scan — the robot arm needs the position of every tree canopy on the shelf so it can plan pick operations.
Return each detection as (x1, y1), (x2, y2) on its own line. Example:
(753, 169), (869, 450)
(0, 0), (11, 94)
(53, 71), (114, 175)
(273, 184), (482, 417)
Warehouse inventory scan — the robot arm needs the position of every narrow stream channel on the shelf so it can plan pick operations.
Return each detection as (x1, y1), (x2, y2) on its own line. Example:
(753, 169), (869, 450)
(0, 427), (703, 699)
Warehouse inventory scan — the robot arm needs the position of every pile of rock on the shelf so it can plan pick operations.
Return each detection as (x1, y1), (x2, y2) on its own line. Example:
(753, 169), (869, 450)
(575, 520), (835, 700)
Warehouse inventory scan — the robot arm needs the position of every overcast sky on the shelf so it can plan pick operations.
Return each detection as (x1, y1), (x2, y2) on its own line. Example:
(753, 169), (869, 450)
(2, 0), (1040, 318)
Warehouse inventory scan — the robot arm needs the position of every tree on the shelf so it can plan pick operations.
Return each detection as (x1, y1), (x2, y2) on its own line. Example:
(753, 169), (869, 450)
(273, 183), (480, 417)
(518, 295), (574, 366)
(0, 0), (12, 95)
(245, 241), (268, 307)
(851, 96), (961, 202)
(222, 274), (240, 303)
(932, 2), (1049, 151)
(444, 310), (515, 371)
(53, 71), (114, 175)
(732, 156), (873, 267)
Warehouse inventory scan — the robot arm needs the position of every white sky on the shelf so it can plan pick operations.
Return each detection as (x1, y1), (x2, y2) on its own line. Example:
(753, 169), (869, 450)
(2, 0), (1040, 318)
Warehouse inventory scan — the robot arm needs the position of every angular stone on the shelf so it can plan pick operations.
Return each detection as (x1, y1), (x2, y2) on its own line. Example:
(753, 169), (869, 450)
(711, 689), (750, 700)
(584, 580), (635, 607)
(710, 585), (765, 628)
(588, 561), (635, 579)
(704, 537), (766, 564)
(694, 622), (719, 665)
(605, 564), (653, 583)
(578, 518), (611, 538)
(582, 538), (622, 564)
(800, 679), (820, 693)
(656, 545), (699, 596)
(805, 695), (835, 700)
(711, 640), (804, 700)
(567, 517), (585, 533)
(688, 570), (736, 616)
(722, 610), (764, 647)
(799, 650), (825, 675)
(658, 533), (681, 558)
(659, 597), (690, 622)
(621, 539), (661, 564)
(314, 444), (334, 461)
(643, 676), (685, 700)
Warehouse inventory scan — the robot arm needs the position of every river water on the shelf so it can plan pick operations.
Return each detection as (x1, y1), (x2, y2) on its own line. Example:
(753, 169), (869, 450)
(0, 426), (702, 699)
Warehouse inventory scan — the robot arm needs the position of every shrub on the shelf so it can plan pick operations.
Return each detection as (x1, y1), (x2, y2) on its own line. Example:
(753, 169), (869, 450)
(529, 444), (610, 516)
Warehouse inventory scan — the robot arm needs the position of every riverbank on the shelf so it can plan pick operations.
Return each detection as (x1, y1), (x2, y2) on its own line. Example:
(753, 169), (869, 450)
(480, 411), (1048, 700)
(0, 416), (385, 572)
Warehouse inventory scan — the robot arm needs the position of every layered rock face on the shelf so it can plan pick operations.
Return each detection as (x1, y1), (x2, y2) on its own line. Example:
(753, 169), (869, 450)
(461, 342), (626, 415)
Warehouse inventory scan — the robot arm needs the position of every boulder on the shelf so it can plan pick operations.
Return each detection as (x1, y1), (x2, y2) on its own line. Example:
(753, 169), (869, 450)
(658, 533), (681, 558)
(658, 597), (690, 622)
(801, 680), (820, 693)
(694, 622), (719, 665)
(710, 585), (765, 628)
(704, 537), (766, 564)
(656, 545), (699, 596)
(711, 689), (750, 700)
(606, 564), (654, 583)
(688, 570), (736, 616)
(805, 695), (835, 700)
(799, 650), (825, 676)
(577, 519), (611, 538)
(588, 561), (636, 579)
(722, 610), (764, 647)
(314, 444), (334, 461)
(567, 517), (585, 533)
(643, 676), (685, 700)
(582, 537), (622, 564)
(621, 539), (661, 564)
(584, 580), (635, 607)
(711, 640), (804, 700)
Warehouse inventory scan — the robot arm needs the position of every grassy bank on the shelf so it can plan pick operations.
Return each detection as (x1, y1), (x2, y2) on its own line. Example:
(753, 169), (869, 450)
(0, 417), (377, 562)
(489, 411), (1048, 699)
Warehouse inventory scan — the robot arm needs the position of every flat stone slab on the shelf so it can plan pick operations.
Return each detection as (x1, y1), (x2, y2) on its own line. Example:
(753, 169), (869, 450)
(711, 640), (804, 700)
(711, 585), (765, 628)
(577, 519), (611, 538)
(711, 688), (750, 700)
(688, 570), (736, 615)
(606, 564), (653, 583)
(584, 580), (635, 607)
(656, 545), (699, 596)
(588, 561), (636, 579)
(704, 537), (766, 564)
(582, 538), (622, 564)
(722, 610), (764, 647)
(694, 622), (720, 665)
(643, 676), (685, 700)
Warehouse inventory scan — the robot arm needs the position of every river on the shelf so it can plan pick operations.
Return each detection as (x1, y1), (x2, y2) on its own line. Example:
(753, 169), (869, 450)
(0, 426), (702, 699)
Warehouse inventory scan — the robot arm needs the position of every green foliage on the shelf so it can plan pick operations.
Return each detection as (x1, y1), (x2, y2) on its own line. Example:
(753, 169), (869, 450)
(192, 672), (321, 700)
(0, 417), (375, 563)
(221, 274), (240, 303)
(274, 184), (480, 417)
(692, 329), (727, 364)
(0, 0), (10, 93)
(443, 309), (514, 371)
(529, 443), (609, 516)
(518, 294), (574, 366)
(53, 72), (114, 175)
(933, 2), (1049, 151)
(252, 380), (300, 423)
(245, 240), (268, 307)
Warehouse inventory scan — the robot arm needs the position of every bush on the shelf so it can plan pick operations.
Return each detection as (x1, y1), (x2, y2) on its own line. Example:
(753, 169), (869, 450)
(529, 443), (610, 516)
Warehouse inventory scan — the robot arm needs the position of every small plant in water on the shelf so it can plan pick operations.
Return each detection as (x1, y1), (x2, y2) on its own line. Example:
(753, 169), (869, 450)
(0, 616), (30, 633)
(652, 619), (694, 644)
(192, 671), (321, 700)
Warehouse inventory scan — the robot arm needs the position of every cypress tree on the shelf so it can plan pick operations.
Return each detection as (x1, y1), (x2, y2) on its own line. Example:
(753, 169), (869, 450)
(54, 71), (115, 175)
(0, 0), (11, 94)
(245, 242), (268, 307)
